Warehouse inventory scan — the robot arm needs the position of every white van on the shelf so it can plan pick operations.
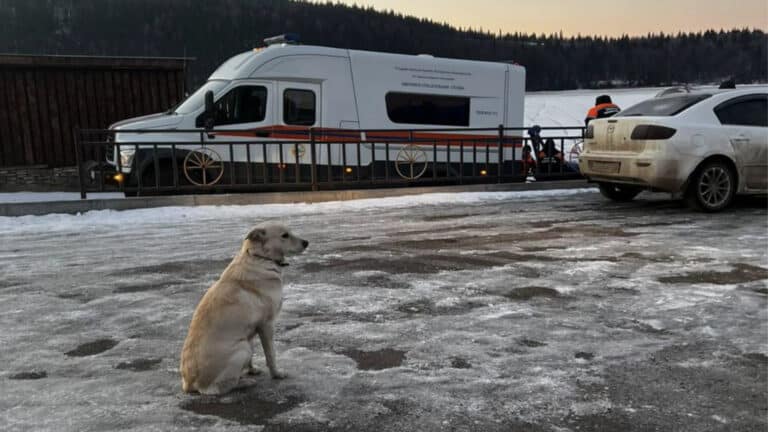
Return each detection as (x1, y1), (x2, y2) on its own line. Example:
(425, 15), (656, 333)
(106, 35), (526, 186)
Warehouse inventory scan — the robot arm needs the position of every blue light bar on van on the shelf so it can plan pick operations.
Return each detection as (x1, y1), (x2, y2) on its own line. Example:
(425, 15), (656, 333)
(263, 34), (300, 46)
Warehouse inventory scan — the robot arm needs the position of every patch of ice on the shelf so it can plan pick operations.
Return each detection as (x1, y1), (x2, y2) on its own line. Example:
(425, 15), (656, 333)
(638, 319), (665, 331)
(569, 400), (613, 416)
(676, 359), (718, 368)
(696, 326), (720, 337)
(434, 296), (463, 308)
(478, 305), (532, 320)
(351, 270), (390, 277)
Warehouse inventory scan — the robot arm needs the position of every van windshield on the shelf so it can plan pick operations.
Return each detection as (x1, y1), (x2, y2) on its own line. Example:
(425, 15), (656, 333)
(617, 93), (711, 117)
(174, 80), (229, 114)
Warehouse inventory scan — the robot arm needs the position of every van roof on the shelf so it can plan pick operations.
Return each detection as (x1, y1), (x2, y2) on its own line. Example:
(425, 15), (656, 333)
(209, 43), (524, 81)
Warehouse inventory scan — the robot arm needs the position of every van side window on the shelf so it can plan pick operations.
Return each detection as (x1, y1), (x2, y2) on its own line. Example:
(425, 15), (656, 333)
(283, 89), (316, 126)
(386, 92), (470, 126)
(212, 86), (268, 126)
(714, 95), (768, 127)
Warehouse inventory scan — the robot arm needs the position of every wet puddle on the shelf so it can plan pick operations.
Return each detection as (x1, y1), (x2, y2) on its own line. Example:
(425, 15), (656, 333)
(744, 352), (768, 363)
(575, 351), (595, 360)
(303, 254), (510, 275)
(340, 348), (406, 370)
(503, 286), (560, 301)
(420, 212), (485, 222)
(657, 263), (768, 285)
(65, 338), (119, 357)
(449, 357), (472, 369)
(9, 371), (47, 380)
(57, 292), (96, 303)
(114, 282), (169, 294)
(180, 394), (302, 426)
(396, 298), (484, 315)
(109, 259), (230, 277)
(518, 339), (547, 347)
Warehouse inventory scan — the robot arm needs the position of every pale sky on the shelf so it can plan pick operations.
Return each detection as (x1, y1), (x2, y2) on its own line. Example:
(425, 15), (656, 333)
(330, 0), (768, 37)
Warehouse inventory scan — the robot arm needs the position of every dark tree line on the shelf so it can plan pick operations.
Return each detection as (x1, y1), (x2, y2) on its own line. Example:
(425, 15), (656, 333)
(1, 0), (765, 91)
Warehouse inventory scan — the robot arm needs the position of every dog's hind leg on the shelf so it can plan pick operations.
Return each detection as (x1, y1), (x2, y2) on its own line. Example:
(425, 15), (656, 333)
(258, 322), (286, 379)
(202, 343), (255, 395)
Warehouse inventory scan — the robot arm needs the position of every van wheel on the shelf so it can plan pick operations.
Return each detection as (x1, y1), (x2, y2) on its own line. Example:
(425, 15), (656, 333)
(685, 161), (735, 212)
(598, 183), (642, 202)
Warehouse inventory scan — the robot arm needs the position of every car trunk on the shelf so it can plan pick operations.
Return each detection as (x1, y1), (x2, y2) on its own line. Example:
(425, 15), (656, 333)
(590, 118), (650, 153)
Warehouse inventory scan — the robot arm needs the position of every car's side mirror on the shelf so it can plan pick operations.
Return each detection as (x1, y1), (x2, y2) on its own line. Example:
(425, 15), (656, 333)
(203, 90), (215, 130)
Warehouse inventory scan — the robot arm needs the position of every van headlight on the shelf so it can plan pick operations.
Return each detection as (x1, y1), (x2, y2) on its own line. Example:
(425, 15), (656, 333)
(119, 149), (135, 167)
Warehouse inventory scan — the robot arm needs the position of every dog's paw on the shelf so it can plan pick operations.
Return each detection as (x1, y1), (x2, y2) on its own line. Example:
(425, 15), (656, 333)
(246, 366), (263, 376)
(270, 371), (288, 380)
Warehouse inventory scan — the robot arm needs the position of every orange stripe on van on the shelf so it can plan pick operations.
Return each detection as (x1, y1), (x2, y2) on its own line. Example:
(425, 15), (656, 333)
(213, 126), (524, 147)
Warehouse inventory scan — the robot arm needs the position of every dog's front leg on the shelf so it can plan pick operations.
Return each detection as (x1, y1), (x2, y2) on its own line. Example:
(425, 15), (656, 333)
(258, 322), (286, 379)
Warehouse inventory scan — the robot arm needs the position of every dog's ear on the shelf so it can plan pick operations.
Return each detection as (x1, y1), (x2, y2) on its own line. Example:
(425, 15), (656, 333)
(246, 228), (266, 243)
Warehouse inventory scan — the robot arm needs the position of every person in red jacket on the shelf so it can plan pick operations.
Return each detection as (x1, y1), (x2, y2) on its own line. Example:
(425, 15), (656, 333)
(585, 95), (621, 125)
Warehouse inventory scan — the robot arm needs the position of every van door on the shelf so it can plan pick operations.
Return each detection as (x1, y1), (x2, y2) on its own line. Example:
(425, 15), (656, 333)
(198, 80), (275, 172)
(277, 82), (321, 164)
(204, 80), (275, 140)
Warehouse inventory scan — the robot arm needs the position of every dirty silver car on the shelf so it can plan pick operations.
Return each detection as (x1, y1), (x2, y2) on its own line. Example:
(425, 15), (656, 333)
(579, 88), (768, 211)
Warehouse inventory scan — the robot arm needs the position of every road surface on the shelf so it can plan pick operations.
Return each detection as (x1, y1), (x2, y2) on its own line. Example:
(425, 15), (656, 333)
(1, 189), (766, 431)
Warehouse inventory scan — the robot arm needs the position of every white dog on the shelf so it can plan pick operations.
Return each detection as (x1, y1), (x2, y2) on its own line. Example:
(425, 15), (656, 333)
(180, 222), (308, 395)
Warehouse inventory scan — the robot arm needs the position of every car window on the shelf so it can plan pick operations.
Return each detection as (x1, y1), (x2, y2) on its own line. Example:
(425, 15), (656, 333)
(714, 95), (768, 127)
(283, 89), (316, 126)
(212, 86), (268, 126)
(617, 94), (711, 117)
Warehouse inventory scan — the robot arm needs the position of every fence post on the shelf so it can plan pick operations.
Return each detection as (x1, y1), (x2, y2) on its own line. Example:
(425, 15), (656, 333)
(74, 128), (87, 199)
(310, 128), (318, 191)
(497, 124), (503, 183)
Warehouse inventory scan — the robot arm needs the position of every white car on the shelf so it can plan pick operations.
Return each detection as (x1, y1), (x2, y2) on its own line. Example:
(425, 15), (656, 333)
(579, 87), (768, 211)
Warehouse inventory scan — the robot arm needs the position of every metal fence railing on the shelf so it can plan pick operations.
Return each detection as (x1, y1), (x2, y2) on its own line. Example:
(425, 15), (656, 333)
(75, 125), (585, 198)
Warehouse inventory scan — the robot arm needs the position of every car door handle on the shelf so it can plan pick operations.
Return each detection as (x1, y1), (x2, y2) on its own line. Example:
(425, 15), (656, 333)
(730, 137), (750, 145)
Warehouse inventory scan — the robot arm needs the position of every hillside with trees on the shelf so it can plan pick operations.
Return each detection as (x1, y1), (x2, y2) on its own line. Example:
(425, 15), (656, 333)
(0, 0), (765, 91)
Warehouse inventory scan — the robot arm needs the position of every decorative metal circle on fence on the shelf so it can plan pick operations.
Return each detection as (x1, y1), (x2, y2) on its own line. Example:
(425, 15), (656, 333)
(395, 144), (429, 180)
(183, 148), (225, 186)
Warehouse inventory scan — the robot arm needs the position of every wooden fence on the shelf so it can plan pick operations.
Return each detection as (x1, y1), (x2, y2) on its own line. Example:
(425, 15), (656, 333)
(0, 54), (192, 168)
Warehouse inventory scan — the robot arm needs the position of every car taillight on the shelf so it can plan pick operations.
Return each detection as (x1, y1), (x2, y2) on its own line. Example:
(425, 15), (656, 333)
(631, 125), (676, 140)
(585, 124), (594, 139)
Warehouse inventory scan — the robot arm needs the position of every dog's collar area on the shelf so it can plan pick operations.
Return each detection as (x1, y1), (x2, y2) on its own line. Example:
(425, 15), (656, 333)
(247, 251), (288, 268)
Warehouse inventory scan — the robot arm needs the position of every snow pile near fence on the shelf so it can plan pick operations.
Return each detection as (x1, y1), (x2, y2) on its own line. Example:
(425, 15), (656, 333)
(0, 188), (597, 234)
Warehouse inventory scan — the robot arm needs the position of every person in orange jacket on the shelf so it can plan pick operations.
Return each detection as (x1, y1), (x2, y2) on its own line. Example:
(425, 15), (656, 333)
(585, 95), (621, 125)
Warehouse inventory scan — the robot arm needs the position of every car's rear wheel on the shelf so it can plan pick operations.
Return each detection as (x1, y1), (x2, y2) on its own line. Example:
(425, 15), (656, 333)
(685, 161), (735, 212)
(598, 182), (642, 202)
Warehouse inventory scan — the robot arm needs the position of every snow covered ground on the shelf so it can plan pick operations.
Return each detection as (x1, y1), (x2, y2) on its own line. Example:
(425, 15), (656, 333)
(1, 189), (766, 431)
(524, 87), (662, 130)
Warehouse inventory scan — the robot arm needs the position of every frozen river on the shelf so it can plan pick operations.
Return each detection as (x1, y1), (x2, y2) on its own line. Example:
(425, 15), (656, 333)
(1, 189), (766, 431)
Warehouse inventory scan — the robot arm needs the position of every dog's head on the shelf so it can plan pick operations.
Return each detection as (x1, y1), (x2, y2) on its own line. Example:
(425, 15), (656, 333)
(244, 222), (308, 265)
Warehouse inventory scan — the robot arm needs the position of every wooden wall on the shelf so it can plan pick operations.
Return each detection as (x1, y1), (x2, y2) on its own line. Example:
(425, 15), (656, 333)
(0, 55), (192, 167)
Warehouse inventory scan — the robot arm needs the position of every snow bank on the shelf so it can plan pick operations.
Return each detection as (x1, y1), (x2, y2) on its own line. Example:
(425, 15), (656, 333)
(0, 188), (597, 234)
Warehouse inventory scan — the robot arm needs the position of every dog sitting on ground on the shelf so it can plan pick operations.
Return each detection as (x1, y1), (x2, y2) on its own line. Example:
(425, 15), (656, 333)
(180, 222), (308, 395)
